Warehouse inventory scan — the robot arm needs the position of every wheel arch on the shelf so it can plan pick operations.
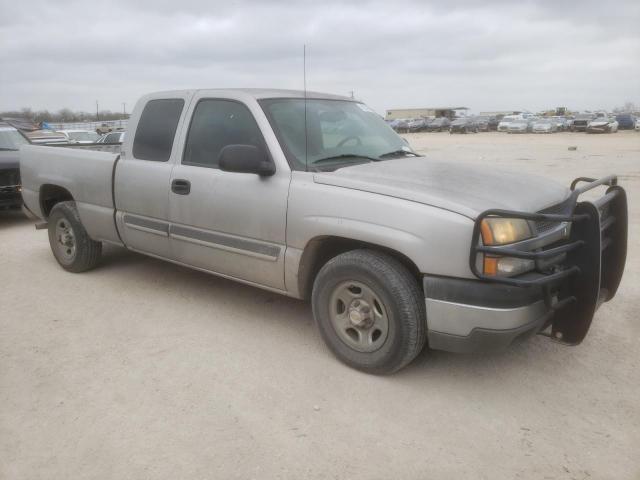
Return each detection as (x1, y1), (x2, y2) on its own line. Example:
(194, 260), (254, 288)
(297, 235), (422, 300)
(40, 184), (74, 219)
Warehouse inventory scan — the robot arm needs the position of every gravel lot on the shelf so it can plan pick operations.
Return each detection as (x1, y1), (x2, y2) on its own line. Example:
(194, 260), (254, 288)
(2, 131), (639, 480)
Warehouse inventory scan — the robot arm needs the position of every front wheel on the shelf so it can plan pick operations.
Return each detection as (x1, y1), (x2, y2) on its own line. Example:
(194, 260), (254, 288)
(48, 201), (102, 272)
(312, 249), (427, 374)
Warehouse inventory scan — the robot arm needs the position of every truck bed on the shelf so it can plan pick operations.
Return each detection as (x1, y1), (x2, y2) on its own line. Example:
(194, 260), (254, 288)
(20, 144), (122, 244)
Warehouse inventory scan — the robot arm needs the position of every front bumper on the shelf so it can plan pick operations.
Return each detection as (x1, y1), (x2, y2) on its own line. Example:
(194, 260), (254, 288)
(425, 276), (550, 353)
(586, 126), (610, 133)
(425, 176), (627, 353)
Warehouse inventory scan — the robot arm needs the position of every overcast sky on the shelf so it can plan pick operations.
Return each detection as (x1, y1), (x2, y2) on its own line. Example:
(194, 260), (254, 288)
(1, 0), (638, 115)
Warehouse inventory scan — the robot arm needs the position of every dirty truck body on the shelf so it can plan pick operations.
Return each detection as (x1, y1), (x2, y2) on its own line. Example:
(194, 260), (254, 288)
(20, 89), (628, 373)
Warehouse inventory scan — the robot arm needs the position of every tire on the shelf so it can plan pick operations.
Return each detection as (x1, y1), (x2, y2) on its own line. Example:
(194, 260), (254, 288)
(47, 201), (102, 272)
(311, 249), (427, 374)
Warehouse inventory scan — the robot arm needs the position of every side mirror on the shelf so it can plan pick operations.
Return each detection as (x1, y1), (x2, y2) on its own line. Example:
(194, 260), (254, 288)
(218, 144), (275, 176)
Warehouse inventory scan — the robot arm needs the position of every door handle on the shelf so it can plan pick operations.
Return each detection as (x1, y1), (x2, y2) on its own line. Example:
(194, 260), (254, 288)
(171, 179), (191, 195)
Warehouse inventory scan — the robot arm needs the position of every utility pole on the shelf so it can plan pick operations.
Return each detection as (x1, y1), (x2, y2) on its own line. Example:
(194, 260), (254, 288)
(122, 102), (126, 119)
(349, 90), (355, 99)
(96, 100), (99, 121)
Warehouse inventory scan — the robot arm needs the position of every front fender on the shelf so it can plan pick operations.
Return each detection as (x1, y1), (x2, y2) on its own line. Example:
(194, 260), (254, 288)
(285, 173), (475, 295)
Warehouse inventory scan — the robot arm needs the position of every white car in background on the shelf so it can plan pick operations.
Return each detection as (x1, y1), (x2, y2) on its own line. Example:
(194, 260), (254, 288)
(586, 117), (619, 134)
(507, 118), (534, 133)
(58, 130), (102, 144)
(97, 131), (125, 144)
(497, 115), (521, 132)
(532, 118), (558, 133)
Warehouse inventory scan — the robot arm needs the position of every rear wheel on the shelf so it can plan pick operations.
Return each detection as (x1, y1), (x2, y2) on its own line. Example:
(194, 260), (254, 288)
(48, 201), (102, 272)
(312, 249), (427, 374)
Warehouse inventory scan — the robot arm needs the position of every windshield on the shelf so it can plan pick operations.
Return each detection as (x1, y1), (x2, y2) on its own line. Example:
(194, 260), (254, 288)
(67, 131), (100, 142)
(0, 127), (29, 150)
(260, 98), (412, 170)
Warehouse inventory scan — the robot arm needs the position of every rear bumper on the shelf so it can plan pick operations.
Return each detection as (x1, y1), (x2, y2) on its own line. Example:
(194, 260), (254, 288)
(425, 176), (628, 353)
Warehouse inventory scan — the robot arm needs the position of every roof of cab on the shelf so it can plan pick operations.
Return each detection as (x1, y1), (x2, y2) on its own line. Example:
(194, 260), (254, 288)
(146, 88), (354, 101)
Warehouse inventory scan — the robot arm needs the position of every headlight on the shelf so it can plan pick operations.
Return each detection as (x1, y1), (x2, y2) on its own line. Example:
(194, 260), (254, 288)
(480, 218), (533, 245)
(480, 218), (535, 277)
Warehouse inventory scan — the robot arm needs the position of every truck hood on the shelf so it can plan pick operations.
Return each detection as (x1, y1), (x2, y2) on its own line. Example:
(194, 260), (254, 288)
(313, 157), (570, 219)
(0, 150), (20, 170)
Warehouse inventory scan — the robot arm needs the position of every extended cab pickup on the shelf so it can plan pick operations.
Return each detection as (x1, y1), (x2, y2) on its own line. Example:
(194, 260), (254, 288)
(20, 89), (628, 374)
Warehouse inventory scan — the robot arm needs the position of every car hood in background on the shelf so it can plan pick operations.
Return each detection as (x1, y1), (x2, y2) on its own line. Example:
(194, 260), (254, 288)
(0, 150), (20, 170)
(588, 121), (611, 127)
(313, 157), (569, 219)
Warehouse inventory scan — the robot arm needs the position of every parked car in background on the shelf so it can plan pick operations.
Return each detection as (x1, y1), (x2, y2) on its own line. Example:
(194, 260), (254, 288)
(23, 130), (68, 144)
(497, 115), (520, 132)
(552, 117), (569, 131)
(390, 118), (410, 133)
(473, 116), (490, 132)
(532, 118), (558, 133)
(2, 117), (68, 144)
(571, 114), (595, 132)
(425, 117), (451, 132)
(96, 123), (114, 135)
(487, 116), (501, 131)
(449, 118), (478, 134)
(636, 121), (640, 132)
(0, 122), (29, 209)
(97, 131), (126, 144)
(19, 88), (628, 374)
(587, 117), (619, 133)
(58, 130), (102, 144)
(615, 114), (636, 130)
(406, 118), (428, 132)
(507, 118), (534, 133)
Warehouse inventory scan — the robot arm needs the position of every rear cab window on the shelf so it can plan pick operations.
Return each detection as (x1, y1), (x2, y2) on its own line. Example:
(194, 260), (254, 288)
(132, 99), (185, 161)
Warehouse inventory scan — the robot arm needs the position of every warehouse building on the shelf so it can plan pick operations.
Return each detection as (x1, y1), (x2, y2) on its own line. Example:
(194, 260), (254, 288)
(479, 110), (523, 117)
(385, 107), (468, 120)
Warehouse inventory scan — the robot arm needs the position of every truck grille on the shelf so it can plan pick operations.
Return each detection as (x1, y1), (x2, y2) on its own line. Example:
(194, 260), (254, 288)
(0, 168), (20, 188)
(535, 199), (572, 233)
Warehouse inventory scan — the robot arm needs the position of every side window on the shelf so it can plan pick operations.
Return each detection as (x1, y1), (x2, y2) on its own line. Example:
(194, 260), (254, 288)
(132, 98), (184, 161)
(183, 99), (266, 168)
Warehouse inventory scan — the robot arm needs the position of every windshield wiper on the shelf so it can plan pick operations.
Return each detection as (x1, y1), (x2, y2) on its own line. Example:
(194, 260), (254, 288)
(312, 154), (380, 165)
(0, 147), (19, 151)
(378, 149), (420, 159)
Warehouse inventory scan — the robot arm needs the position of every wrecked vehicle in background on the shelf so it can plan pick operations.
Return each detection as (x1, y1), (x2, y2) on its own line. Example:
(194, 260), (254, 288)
(587, 117), (619, 134)
(571, 114), (595, 132)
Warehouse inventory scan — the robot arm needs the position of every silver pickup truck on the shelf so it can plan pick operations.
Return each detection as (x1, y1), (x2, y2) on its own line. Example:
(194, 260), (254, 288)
(20, 89), (628, 374)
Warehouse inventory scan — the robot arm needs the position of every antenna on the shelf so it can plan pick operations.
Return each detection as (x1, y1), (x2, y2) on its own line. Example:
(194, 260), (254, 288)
(303, 44), (308, 172)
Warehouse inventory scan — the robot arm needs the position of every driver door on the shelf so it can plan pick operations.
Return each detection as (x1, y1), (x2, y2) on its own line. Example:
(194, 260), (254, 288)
(167, 97), (290, 290)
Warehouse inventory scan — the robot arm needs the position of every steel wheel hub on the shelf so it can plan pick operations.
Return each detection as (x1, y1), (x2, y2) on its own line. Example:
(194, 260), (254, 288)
(329, 281), (389, 353)
(55, 218), (76, 261)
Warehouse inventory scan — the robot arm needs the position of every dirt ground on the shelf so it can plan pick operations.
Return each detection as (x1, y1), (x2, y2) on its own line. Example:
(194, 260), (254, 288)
(1, 131), (639, 480)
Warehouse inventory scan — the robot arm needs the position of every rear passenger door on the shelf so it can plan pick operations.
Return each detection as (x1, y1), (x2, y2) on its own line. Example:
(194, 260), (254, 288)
(114, 96), (189, 258)
(167, 97), (290, 290)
